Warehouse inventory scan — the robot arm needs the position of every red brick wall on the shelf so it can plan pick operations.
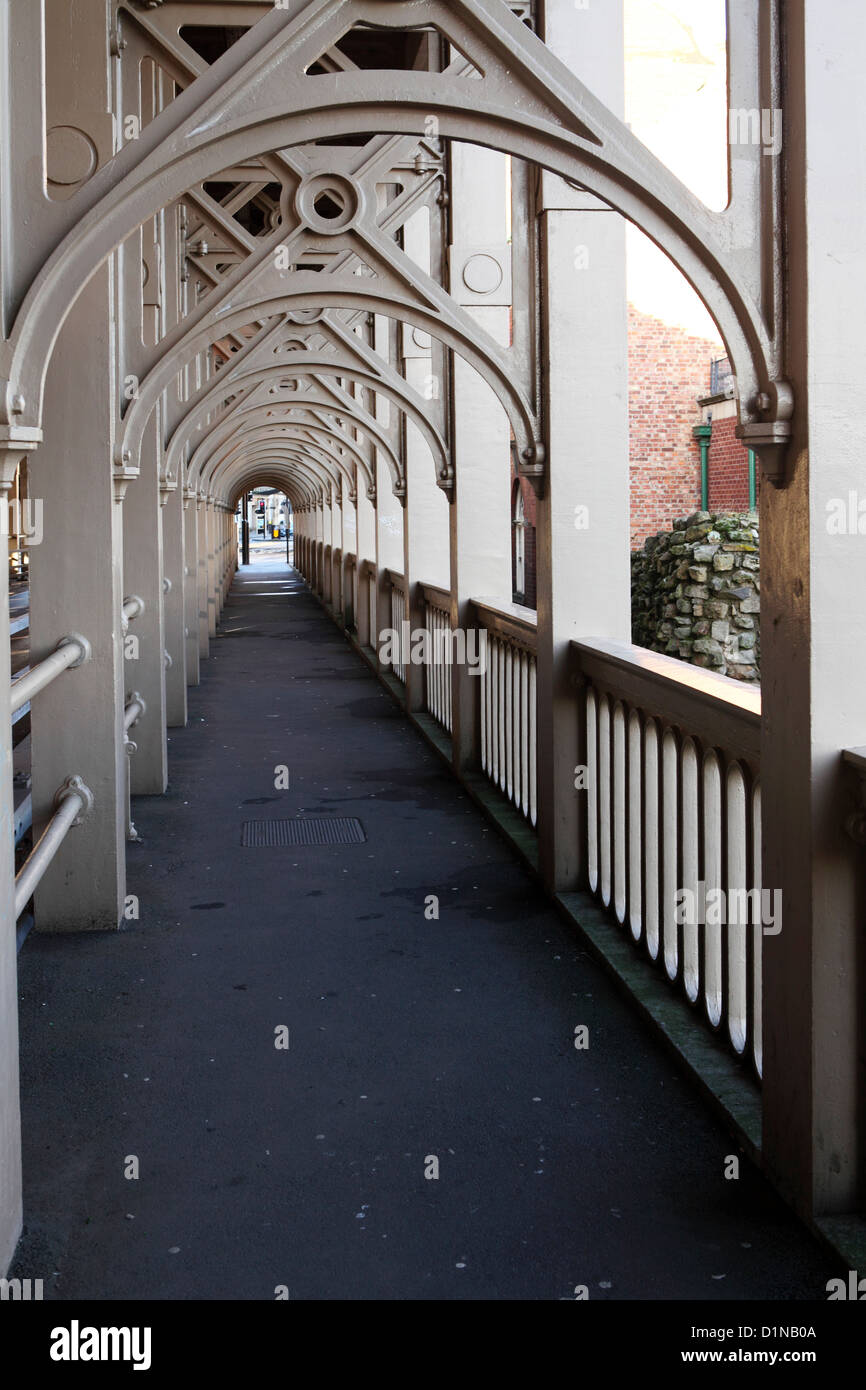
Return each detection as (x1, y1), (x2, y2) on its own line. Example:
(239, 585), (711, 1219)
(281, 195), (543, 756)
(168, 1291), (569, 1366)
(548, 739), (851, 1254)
(707, 416), (757, 510)
(514, 307), (736, 596)
(628, 306), (719, 548)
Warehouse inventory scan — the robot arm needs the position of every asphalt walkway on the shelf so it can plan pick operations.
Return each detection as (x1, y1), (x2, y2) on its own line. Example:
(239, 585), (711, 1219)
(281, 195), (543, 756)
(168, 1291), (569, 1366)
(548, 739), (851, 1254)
(12, 558), (838, 1300)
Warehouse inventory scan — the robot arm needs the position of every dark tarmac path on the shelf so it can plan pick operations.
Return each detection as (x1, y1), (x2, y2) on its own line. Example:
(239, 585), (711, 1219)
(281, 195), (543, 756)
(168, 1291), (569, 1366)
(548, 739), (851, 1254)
(12, 558), (837, 1300)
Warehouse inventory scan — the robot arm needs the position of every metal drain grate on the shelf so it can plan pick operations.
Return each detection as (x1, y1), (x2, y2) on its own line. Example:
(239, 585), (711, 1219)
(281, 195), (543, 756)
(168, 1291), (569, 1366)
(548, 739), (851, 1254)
(241, 817), (366, 847)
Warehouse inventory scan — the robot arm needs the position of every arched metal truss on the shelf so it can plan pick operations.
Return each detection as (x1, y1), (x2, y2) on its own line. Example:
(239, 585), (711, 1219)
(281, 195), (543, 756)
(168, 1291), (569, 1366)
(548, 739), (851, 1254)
(204, 432), (361, 507)
(217, 446), (340, 512)
(168, 356), (445, 496)
(187, 411), (382, 503)
(0, 0), (791, 484)
(187, 390), (396, 496)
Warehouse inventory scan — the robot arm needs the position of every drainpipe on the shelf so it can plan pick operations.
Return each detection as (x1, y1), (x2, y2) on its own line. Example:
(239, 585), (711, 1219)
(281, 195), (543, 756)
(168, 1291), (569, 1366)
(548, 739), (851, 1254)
(748, 449), (757, 511)
(693, 423), (712, 511)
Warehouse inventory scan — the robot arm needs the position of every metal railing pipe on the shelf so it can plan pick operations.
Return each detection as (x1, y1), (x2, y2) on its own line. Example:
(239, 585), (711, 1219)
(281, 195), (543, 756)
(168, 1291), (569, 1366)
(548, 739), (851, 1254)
(14, 776), (94, 919)
(10, 633), (91, 715)
(124, 692), (146, 733)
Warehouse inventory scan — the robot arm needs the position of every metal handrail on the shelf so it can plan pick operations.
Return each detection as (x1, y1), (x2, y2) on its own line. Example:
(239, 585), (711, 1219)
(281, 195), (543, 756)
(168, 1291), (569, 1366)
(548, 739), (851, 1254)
(124, 692), (146, 733)
(14, 776), (94, 919)
(10, 633), (91, 716)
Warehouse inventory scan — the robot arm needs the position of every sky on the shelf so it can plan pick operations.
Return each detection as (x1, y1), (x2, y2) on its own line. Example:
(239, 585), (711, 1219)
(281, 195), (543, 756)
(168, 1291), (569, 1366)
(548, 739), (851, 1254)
(624, 0), (728, 342)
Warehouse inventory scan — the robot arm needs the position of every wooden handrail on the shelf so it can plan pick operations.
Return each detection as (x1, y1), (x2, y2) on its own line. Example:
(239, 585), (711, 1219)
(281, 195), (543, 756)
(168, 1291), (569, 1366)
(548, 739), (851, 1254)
(420, 582), (451, 614)
(571, 636), (760, 767)
(471, 597), (537, 654)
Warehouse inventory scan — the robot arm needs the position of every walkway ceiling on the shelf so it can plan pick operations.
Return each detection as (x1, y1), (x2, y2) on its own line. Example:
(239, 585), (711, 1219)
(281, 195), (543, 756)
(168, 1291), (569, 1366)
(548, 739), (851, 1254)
(0, 0), (792, 489)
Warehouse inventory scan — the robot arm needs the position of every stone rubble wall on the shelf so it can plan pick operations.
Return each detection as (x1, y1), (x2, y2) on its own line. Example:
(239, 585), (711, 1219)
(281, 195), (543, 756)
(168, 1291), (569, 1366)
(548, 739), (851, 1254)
(631, 510), (760, 682)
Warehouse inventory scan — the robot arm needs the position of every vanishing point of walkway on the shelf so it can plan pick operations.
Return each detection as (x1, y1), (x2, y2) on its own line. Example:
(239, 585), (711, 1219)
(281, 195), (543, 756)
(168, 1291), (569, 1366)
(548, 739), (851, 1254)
(12, 559), (837, 1299)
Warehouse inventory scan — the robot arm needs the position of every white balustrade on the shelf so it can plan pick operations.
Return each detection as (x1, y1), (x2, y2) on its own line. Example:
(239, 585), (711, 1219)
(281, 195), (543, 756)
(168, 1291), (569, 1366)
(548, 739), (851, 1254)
(388, 573), (407, 684)
(576, 638), (762, 1075)
(421, 586), (453, 734)
(474, 600), (537, 828)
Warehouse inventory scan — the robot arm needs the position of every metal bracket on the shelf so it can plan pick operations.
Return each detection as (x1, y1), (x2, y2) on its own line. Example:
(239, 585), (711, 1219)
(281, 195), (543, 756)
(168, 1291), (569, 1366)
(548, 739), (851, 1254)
(54, 775), (94, 826)
(57, 632), (92, 668)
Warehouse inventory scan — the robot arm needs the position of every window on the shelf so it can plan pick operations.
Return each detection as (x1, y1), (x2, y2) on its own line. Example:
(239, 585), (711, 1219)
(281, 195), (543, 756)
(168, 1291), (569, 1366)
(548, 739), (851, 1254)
(514, 487), (526, 597)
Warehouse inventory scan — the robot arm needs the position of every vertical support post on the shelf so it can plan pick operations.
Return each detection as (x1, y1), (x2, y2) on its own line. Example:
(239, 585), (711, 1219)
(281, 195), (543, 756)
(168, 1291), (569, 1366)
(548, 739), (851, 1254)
(206, 500), (217, 639)
(535, 0), (630, 891)
(761, 0), (866, 1219)
(29, 265), (128, 924)
(162, 483), (187, 727)
(402, 206), (451, 714)
(448, 144), (513, 771)
(123, 408), (168, 795)
(196, 494), (209, 658)
(0, 445), (36, 1274)
(357, 482), (376, 650)
(342, 477), (356, 629)
(375, 450), (403, 675)
(182, 486), (200, 686)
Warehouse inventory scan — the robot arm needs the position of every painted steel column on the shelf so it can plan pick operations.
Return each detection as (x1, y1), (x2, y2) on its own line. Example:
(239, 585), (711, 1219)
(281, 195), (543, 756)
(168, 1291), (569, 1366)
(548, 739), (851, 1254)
(371, 314), (404, 665)
(183, 488), (200, 685)
(29, 264), (127, 925)
(196, 495), (209, 658)
(403, 206), (451, 713)
(761, 0), (866, 1219)
(448, 145), (513, 771)
(0, 445), (36, 1275)
(375, 449), (404, 669)
(342, 476), (357, 629)
(216, 506), (226, 618)
(330, 486), (342, 612)
(123, 408), (168, 795)
(313, 500), (323, 594)
(535, 0), (630, 892)
(162, 482), (187, 727)
(206, 500), (217, 639)
(322, 493), (333, 604)
(159, 191), (187, 719)
(356, 479), (376, 649)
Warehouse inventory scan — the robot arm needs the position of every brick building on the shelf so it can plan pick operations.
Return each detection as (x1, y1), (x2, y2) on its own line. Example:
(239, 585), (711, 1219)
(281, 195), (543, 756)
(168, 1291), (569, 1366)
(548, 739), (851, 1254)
(697, 357), (759, 512)
(512, 309), (757, 605)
